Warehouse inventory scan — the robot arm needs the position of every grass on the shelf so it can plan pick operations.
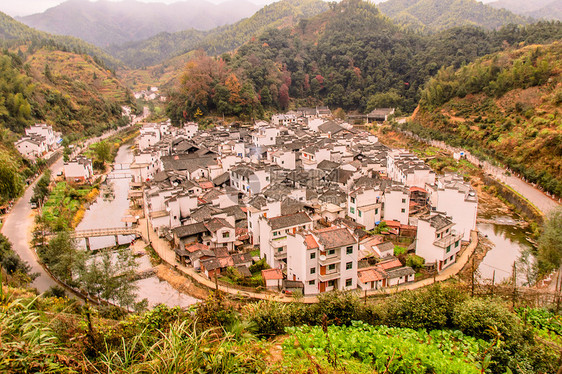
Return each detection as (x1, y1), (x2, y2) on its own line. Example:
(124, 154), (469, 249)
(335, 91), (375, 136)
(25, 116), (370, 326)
(42, 181), (97, 229)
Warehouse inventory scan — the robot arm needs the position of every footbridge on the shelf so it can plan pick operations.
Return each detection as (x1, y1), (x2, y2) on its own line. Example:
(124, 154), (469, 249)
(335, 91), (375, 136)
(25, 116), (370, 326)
(71, 227), (141, 250)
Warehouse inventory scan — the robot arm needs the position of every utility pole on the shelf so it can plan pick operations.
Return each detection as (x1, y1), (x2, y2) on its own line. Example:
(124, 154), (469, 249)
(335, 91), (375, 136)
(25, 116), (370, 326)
(471, 256), (475, 297)
(512, 262), (517, 309)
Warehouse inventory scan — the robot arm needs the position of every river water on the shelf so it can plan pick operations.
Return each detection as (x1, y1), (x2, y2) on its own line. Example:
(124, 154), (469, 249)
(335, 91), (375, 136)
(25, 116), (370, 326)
(77, 143), (198, 308)
(477, 215), (534, 285)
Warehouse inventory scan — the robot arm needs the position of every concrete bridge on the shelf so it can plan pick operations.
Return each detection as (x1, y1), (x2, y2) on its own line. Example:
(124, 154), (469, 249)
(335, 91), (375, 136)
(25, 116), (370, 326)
(72, 227), (141, 250)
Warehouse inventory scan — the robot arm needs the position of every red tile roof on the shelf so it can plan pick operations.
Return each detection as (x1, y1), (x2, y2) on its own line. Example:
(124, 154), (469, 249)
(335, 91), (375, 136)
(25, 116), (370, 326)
(305, 234), (319, 250)
(262, 268), (283, 280)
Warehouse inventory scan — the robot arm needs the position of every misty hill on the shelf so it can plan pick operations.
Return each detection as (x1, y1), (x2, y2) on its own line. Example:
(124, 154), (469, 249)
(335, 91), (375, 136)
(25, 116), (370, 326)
(0, 11), (121, 69)
(377, 0), (530, 31)
(17, 0), (260, 47)
(108, 0), (329, 68)
(488, 0), (562, 21)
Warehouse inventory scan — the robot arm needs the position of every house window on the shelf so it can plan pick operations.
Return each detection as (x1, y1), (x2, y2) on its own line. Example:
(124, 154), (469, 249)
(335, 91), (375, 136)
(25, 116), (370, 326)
(402, 198), (406, 203)
(446, 228), (449, 233)
(446, 245), (451, 253)
(310, 267), (316, 274)
(327, 249), (336, 256)
(401, 208), (405, 213)
(346, 246), (353, 254)
(328, 280), (335, 287)
(273, 231), (278, 237)
(455, 241), (459, 247)
(444, 258), (448, 265)
(350, 197), (355, 204)
(310, 252), (316, 260)
(328, 264), (336, 271)
(308, 280), (315, 285)
(222, 232), (230, 238)
(345, 278), (352, 287)
(350, 207), (355, 214)
(346, 262), (353, 270)
(375, 208), (379, 215)
(358, 210), (362, 217)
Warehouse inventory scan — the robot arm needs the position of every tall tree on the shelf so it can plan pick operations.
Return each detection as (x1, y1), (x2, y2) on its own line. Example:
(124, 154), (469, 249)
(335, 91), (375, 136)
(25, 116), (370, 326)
(537, 208), (562, 273)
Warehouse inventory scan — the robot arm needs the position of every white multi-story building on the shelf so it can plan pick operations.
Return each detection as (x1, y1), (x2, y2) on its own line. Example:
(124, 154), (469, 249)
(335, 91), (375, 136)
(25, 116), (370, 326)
(259, 211), (313, 269)
(63, 156), (93, 183)
(25, 124), (60, 150)
(286, 226), (358, 295)
(383, 186), (410, 225)
(386, 152), (435, 188)
(230, 164), (271, 196)
(269, 148), (296, 170)
(426, 174), (477, 242)
(271, 114), (297, 126)
(347, 187), (383, 230)
(252, 127), (279, 147)
(15, 137), (47, 160)
(416, 213), (463, 272)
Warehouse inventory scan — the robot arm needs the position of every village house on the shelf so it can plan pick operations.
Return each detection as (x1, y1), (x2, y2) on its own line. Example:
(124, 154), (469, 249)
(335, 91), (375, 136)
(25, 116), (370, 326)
(347, 187), (383, 230)
(63, 156), (93, 183)
(415, 213), (463, 272)
(286, 226), (358, 295)
(426, 173), (477, 241)
(260, 211), (313, 269)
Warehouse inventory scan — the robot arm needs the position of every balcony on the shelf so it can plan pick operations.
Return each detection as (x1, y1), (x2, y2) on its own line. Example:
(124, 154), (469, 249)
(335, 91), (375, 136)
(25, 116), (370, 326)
(274, 248), (287, 260)
(270, 236), (287, 248)
(433, 231), (463, 248)
(318, 254), (340, 266)
(318, 271), (340, 282)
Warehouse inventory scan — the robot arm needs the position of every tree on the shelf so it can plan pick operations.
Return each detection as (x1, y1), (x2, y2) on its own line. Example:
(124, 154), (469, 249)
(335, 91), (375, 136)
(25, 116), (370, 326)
(43, 231), (79, 284)
(0, 153), (23, 203)
(31, 170), (51, 207)
(0, 233), (37, 284)
(537, 208), (562, 273)
(94, 141), (112, 164)
(76, 249), (138, 309)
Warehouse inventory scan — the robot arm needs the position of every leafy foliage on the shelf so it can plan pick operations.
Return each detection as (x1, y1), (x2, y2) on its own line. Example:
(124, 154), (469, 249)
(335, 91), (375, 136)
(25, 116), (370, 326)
(378, 0), (530, 32)
(416, 42), (562, 197)
(537, 207), (562, 273)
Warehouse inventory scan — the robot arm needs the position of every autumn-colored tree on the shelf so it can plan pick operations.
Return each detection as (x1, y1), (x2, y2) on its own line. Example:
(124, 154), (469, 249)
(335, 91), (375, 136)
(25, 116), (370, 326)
(279, 84), (290, 110)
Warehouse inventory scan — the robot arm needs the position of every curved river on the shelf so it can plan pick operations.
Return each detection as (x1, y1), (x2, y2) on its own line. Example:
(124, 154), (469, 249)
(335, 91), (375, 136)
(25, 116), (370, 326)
(77, 144), (198, 308)
(477, 215), (535, 286)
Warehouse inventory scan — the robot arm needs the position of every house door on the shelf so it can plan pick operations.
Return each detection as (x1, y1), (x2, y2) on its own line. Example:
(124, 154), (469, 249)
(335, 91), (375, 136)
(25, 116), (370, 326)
(319, 282), (326, 292)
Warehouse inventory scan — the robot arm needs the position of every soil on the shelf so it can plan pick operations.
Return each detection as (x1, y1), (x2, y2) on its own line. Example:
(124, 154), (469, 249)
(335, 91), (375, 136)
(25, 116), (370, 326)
(155, 264), (209, 300)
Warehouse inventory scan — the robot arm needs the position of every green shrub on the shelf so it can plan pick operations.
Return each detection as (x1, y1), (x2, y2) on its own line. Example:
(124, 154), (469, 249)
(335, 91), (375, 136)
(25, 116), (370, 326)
(384, 284), (466, 330)
(452, 298), (521, 341)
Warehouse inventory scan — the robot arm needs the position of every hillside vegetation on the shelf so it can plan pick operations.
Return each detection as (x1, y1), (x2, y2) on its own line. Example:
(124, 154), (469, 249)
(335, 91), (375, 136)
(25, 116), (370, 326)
(413, 42), (562, 197)
(0, 285), (559, 373)
(488, 0), (562, 22)
(17, 0), (259, 47)
(377, 0), (530, 32)
(110, 0), (329, 68)
(166, 0), (562, 122)
(0, 11), (120, 69)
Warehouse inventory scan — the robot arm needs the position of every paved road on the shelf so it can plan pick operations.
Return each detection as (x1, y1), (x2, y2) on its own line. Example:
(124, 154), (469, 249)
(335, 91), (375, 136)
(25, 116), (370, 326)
(1, 157), (64, 293)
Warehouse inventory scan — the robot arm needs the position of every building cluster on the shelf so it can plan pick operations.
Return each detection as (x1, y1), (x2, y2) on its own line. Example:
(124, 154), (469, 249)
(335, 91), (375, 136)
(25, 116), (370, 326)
(15, 124), (62, 160)
(133, 111), (477, 295)
(133, 86), (167, 102)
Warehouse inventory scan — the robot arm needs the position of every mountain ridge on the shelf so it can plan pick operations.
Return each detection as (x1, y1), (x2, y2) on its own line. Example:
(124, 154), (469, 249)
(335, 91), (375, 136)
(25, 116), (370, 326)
(17, 0), (260, 47)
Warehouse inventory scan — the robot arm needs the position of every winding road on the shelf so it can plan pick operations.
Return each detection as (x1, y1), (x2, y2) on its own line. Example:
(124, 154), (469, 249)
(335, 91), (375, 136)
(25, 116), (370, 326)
(1, 158), (64, 292)
(1, 125), (136, 293)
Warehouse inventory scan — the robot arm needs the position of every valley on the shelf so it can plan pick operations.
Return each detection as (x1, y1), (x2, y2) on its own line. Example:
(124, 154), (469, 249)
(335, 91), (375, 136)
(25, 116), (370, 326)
(0, 0), (561, 372)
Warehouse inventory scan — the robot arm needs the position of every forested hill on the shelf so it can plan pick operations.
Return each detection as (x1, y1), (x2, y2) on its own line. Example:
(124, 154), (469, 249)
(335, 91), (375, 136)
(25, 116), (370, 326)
(108, 0), (329, 68)
(0, 12), (121, 70)
(377, 0), (530, 32)
(17, 0), (260, 47)
(412, 42), (562, 197)
(165, 0), (562, 123)
(488, 0), (562, 22)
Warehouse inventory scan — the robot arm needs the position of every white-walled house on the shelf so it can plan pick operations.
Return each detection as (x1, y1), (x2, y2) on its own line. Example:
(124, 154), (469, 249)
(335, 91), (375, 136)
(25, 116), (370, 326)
(383, 186), (410, 225)
(286, 226), (358, 295)
(252, 127), (279, 147)
(415, 213), (463, 272)
(247, 199), (282, 245)
(386, 152), (436, 188)
(15, 137), (47, 160)
(347, 187), (382, 230)
(426, 174), (477, 242)
(259, 211), (313, 269)
(230, 164), (271, 196)
(63, 157), (93, 183)
(183, 122), (198, 138)
(25, 124), (60, 150)
(269, 148), (296, 170)
(272, 114), (297, 126)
